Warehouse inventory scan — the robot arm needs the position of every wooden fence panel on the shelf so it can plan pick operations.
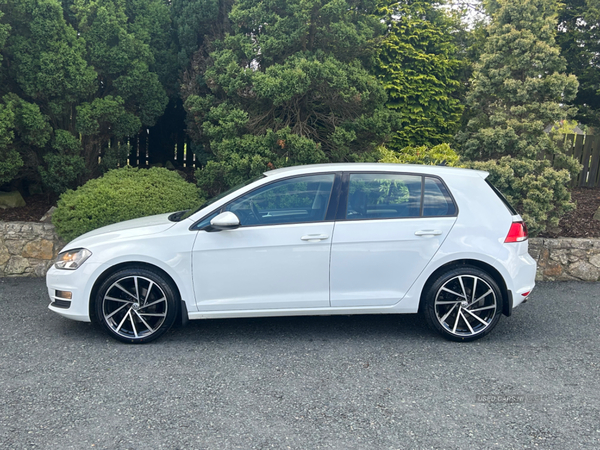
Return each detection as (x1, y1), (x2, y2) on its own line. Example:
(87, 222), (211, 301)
(588, 136), (600, 188)
(103, 129), (195, 169)
(560, 134), (600, 188)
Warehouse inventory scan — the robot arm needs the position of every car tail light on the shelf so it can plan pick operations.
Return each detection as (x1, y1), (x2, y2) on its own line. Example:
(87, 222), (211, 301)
(504, 221), (528, 243)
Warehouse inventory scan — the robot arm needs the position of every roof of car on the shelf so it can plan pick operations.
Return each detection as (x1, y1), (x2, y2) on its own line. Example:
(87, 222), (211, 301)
(264, 163), (488, 178)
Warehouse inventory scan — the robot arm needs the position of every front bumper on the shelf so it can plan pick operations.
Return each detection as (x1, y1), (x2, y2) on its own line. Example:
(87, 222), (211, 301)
(46, 264), (98, 322)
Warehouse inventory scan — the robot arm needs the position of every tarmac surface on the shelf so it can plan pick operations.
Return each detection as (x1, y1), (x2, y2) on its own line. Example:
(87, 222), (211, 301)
(1, 278), (599, 449)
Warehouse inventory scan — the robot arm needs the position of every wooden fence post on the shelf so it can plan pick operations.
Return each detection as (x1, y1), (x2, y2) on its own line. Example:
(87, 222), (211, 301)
(138, 129), (148, 167)
(176, 132), (185, 166)
(580, 135), (593, 187)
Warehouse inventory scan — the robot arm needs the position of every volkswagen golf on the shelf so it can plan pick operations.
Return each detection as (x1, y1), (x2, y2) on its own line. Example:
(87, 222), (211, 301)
(46, 163), (536, 343)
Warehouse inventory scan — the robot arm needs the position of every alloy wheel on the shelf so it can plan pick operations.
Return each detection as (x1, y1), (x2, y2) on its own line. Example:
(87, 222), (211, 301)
(434, 275), (497, 338)
(101, 275), (168, 340)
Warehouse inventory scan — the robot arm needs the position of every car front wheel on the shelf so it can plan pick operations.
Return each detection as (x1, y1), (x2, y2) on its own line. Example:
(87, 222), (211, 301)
(423, 266), (503, 342)
(95, 267), (180, 344)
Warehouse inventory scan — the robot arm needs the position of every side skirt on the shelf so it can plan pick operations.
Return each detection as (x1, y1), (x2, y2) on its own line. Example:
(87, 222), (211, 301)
(187, 305), (418, 320)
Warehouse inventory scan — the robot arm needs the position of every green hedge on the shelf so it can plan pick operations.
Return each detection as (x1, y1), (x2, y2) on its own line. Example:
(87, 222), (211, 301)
(378, 144), (462, 167)
(53, 167), (203, 241)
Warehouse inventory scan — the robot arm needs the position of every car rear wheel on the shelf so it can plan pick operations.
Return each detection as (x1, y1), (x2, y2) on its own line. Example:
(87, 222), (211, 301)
(95, 267), (179, 344)
(423, 266), (503, 342)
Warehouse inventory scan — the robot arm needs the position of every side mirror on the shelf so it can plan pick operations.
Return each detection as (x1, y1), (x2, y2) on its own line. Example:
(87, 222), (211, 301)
(209, 211), (240, 231)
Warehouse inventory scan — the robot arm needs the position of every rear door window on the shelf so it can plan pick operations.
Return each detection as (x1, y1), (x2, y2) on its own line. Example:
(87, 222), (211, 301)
(345, 173), (457, 220)
(346, 173), (422, 220)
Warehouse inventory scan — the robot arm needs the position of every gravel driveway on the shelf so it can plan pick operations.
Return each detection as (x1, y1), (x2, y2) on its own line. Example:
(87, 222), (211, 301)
(1, 278), (599, 449)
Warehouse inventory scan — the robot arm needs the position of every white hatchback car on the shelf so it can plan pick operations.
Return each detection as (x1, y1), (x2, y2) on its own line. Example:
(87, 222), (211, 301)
(46, 163), (536, 343)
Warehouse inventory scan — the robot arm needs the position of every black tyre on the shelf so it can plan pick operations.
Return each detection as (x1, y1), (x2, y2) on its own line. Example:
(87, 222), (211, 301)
(95, 267), (180, 344)
(422, 266), (503, 342)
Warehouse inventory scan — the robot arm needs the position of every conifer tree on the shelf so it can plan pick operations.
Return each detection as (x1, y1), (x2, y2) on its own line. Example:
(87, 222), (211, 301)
(375, 0), (463, 148)
(0, 0), (173, 193)
(457, 0), (578, 161)
(457, 0), (580, 235)
(183, 0), (392, 195)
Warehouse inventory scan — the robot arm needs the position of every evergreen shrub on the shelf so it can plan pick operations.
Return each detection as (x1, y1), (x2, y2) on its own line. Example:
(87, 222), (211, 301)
(378, 144), (462, 167)
(53, 167), (203, 241)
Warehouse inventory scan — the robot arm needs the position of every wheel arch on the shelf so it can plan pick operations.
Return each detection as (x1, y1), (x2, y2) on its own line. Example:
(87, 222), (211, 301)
(419, 259), (512, 316)
(89, 261), (186, 323)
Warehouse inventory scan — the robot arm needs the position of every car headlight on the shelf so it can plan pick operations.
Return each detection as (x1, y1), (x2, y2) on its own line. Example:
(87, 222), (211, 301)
(54, 248), (92, 270)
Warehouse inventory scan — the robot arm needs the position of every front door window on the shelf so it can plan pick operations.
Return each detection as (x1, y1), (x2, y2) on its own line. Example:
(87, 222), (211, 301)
(226, 174), (335, 226)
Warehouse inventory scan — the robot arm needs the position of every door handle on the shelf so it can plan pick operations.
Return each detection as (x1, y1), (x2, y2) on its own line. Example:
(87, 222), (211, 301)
(415, 230), (443, 236)
(301, 234), (329, 241)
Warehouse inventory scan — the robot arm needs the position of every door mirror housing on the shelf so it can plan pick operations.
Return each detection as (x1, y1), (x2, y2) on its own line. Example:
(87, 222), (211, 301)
(209, 211), (240, 231)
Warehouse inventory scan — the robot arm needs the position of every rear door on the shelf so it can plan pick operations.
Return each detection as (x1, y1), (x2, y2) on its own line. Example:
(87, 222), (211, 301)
(330, 172), (457, 307)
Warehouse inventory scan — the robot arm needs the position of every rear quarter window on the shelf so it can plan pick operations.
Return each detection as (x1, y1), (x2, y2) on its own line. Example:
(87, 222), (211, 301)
(423, 177), (457, 217)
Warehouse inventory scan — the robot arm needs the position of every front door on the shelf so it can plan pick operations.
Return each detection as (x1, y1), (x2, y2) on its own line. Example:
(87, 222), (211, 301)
(192, 173), (337, 311)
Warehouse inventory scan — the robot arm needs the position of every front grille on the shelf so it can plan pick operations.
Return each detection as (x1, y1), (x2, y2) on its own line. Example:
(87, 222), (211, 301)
(52, 299), (71, 309)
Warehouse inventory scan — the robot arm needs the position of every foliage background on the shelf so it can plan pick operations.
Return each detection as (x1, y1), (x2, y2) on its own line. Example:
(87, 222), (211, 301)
(0, 0), (172, 195)
(2, 0), (596, 235)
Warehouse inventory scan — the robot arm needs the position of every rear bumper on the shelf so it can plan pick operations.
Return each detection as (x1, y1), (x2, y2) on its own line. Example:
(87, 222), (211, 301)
(506, 245), (536, 311)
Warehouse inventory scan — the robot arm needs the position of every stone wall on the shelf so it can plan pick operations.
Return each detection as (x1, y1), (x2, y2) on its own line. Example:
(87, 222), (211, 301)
(529, 238), (600, 282)
(1, 221), (600, 281)
(0, 222), (64, 277)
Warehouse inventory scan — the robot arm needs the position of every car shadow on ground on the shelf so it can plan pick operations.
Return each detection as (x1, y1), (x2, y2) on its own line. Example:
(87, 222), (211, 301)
(51, 312), (438, 345)
(177, 313), (431, 341)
